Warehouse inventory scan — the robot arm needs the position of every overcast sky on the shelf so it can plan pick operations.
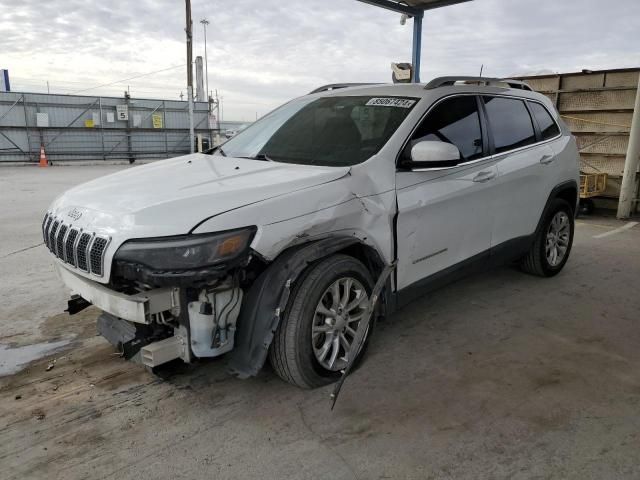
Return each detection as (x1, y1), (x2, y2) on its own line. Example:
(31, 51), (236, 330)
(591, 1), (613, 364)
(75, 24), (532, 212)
(1, 0), (639, 121)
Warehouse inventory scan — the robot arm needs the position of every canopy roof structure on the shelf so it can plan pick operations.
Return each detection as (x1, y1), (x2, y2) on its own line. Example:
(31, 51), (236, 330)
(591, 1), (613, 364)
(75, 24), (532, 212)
(355, 0), (474, 82)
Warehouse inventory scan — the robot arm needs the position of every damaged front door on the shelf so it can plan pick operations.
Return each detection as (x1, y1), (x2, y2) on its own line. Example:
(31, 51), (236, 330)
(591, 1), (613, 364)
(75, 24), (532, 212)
(394, 95), (496, 291)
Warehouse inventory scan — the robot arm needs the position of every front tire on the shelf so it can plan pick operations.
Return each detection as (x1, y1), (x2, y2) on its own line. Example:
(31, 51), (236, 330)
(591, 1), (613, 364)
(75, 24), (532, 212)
(269, 254), (374, 389)
(521, 198), (574, 277)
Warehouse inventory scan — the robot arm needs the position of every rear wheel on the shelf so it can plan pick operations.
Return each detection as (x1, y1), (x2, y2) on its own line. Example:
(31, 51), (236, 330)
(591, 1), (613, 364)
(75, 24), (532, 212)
(269, 254), (374, 389)
(521, 198), (574, 277)
(579, 198), (595, 216)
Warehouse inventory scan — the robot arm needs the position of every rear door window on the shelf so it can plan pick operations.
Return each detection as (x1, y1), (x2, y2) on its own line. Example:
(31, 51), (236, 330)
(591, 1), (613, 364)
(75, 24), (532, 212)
(528, 102), (561, 140)
(483, 96), (536, 154)
(406, 95), (484, 161)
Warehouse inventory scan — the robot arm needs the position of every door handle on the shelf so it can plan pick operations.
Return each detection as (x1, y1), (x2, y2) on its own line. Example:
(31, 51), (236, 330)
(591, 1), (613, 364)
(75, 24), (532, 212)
(472, 170), (496, 183)
(540, 154), (554, 165)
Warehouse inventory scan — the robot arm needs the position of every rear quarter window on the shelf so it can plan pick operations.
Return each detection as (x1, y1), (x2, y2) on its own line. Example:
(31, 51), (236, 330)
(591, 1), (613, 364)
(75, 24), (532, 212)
(483, 96), (536, 154)
(528, 102), (561, 140)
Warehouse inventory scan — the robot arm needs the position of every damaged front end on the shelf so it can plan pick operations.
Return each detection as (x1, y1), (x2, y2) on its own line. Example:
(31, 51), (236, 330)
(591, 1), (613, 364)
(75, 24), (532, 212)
(51, 159), (396, 378)
(61, 227), (259, 369)
(61, 230), (386, 378)
(95, 276), (245, 368)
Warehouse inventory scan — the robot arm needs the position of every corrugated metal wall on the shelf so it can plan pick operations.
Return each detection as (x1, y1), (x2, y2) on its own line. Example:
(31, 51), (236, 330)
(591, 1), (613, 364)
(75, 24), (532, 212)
(0, 91), (216, 163)
(516, 68), (639, 199)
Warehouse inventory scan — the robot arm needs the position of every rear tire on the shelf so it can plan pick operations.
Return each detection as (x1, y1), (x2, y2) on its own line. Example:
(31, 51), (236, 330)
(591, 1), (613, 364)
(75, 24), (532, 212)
(521, 198), (574, 277)
(579, 198), (595, 216)
(269, 254), (374, 389)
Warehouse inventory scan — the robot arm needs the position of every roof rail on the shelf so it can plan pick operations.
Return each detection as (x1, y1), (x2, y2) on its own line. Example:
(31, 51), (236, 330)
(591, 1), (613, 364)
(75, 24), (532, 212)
(309, 83), (381, 94)
(424, 76), (533, 91)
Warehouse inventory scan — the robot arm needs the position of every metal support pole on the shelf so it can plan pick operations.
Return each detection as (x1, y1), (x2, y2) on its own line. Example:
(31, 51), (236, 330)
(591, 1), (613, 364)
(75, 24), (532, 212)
(125, 91), (134, 163)
(201, 17), (212, 147)
(98, 96), (106, 160)
(185, 0), (194, 154)
(163, 101), (169, 158)
(185, 0), (193, 89)
(201, 19), (210, 105)
(174, 113), (208, 152)
(21, 94), (33, 162)
(188, 86), (195, 154)
(215, 89), (220, 131)
(411, 13), (423, 83)
(617, 74), (640, 219)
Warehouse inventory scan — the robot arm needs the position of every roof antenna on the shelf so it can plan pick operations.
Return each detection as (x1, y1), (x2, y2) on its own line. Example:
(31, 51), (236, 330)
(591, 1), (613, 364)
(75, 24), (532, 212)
(479, 64), (484, 77)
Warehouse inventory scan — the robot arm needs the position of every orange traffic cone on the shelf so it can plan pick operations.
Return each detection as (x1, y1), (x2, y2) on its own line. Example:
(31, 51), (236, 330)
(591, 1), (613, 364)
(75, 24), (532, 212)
(38, 145), (48, 167)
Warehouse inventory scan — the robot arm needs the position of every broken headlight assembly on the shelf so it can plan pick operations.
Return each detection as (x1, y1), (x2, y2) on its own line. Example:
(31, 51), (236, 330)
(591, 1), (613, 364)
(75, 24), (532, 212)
(114, 227), (256, 271)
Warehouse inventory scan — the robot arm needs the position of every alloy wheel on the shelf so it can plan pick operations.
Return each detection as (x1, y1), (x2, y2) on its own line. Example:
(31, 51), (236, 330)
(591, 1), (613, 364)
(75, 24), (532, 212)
(546, 211), (570, 266)
(312, 277), (369, 371)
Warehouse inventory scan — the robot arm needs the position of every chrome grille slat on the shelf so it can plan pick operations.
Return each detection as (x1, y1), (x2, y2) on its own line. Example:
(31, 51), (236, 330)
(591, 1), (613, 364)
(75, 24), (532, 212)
(42, 213), (49, 246)
(65, 229), (79, 266)
(43, 216), (53, 249)
(49, 220), (60, 254)
(42, 212), (110, 278)
(89, 237), (108, 276)
(76, 232), (92, 272)
(72, 228), (83, 267)
(56, 224), (68, 260)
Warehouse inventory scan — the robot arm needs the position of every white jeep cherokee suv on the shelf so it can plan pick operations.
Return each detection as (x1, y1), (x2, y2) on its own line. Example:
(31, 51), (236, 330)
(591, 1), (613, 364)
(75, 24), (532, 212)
(43, 77), (579, 388)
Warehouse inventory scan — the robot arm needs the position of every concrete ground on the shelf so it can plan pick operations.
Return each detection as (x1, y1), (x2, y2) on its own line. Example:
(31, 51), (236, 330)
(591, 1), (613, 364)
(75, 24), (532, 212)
(1, 165), (639, 480)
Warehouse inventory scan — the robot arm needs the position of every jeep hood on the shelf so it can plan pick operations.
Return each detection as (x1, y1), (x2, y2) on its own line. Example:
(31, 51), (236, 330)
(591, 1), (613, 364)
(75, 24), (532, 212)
(49, 153), (350, 237)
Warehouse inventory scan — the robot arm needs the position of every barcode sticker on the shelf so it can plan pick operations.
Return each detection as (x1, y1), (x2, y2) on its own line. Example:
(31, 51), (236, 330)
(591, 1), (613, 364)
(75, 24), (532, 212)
(365, 97), (416, 108)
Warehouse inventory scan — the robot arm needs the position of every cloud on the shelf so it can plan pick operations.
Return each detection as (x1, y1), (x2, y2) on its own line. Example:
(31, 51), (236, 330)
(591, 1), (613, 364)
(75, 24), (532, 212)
(1, 0), (638, 120)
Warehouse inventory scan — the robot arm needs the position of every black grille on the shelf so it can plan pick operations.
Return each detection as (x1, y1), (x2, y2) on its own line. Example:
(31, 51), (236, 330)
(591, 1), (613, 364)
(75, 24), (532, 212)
(56, 224), (68, 259)
(89, 237), (108, 275)
(65, 229), (79, 266)
(43, 212), (109, 277)
(49, 220), (60, 253)
(77, 233), (92, 272)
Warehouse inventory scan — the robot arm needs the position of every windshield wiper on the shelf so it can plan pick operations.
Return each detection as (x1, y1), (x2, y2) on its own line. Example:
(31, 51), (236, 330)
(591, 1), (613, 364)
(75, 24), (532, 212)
(205, 145), (227, 156)
(239, 153), (274, 162)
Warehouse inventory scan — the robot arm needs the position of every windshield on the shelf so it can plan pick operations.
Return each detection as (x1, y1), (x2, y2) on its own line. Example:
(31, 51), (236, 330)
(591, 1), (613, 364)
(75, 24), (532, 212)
(218, 95), (418, 167)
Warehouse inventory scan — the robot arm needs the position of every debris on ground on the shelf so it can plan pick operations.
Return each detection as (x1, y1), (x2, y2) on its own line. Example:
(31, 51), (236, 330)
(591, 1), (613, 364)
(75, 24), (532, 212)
(32, 409), (46, 420)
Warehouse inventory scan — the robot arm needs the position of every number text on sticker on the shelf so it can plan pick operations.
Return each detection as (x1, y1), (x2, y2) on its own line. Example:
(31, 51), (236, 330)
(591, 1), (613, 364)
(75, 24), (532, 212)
(365, 97), (416, 108)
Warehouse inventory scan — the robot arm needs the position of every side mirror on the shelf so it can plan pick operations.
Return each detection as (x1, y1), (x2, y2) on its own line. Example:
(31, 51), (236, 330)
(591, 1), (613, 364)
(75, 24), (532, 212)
(403, 140), (462, 169)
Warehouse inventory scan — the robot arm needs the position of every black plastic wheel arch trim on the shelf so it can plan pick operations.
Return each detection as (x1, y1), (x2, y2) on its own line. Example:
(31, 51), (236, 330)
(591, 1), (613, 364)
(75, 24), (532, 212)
(226, 236), (366, 378)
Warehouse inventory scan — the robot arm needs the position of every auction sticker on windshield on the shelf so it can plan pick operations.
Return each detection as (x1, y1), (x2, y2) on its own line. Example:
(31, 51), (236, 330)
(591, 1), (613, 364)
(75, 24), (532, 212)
(365, 97), (416, 108)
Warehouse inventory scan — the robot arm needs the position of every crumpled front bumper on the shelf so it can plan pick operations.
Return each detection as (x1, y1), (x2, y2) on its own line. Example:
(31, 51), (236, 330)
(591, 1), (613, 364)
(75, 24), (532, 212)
(55, 264), (180, 324)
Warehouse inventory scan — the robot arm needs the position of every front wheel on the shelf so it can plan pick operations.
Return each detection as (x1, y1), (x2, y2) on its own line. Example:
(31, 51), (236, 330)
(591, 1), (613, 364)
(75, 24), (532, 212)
(269, 254), (374, 389)
(521, 198), (574, 277)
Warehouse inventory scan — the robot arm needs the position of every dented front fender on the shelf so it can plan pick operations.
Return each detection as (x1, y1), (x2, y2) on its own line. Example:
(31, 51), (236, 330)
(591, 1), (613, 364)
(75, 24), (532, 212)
(227, 236), (363, 378)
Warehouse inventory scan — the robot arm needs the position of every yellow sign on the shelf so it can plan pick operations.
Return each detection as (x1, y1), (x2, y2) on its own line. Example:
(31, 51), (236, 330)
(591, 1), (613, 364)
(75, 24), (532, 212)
(152, 114), (163, 129)
(84, 119), (94, 128)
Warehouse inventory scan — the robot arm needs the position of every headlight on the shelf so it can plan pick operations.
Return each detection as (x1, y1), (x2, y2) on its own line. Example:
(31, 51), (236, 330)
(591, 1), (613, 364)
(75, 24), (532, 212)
(114, 227), (256, 270)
